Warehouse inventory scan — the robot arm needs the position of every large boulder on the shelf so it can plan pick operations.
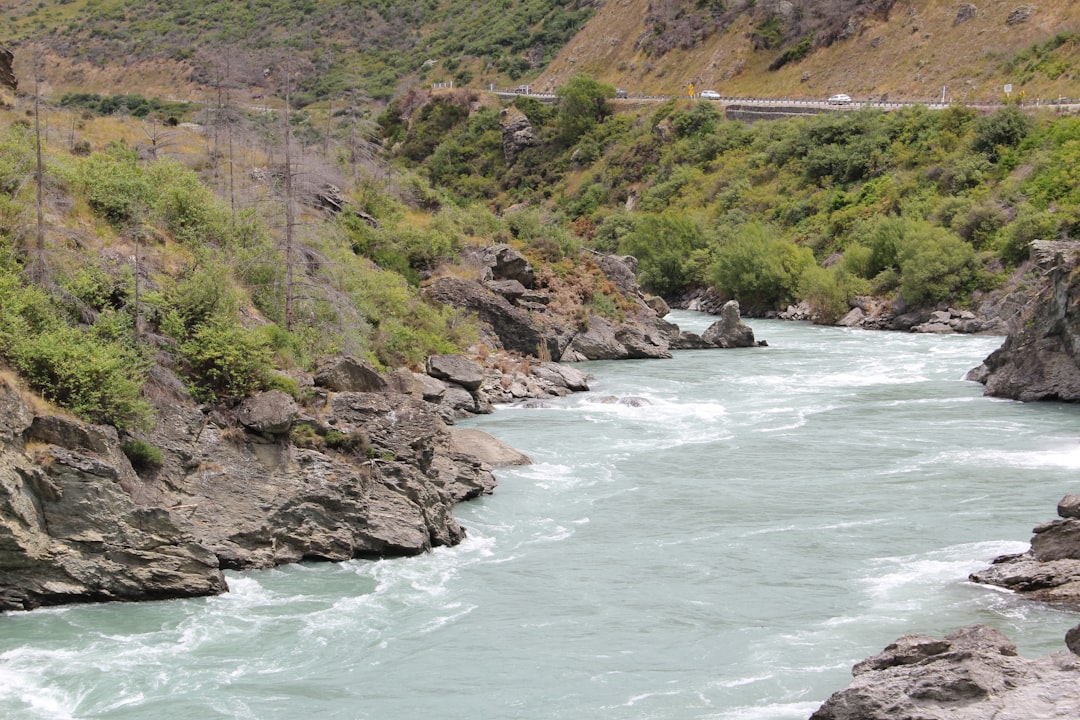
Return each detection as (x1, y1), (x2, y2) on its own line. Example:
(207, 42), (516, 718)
(236, 390), (299, 436)
(424, 276), (554, 358)
(427, 354), (485, 391)
(811, 624), (1080, 720)
(313, 355), (389, 393)
(701, 300), (757, 348)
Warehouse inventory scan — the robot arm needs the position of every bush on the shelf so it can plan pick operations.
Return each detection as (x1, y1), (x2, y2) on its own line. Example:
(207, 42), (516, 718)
(897, 223), (975, 306)
(178, 317), (273, 401)
(711, 222), (815, 311)
(1000, 205), (1058, 265)
(618, 212), (705, 295)
(121, 438), (163, 471)
(973, 107), (1033, 161)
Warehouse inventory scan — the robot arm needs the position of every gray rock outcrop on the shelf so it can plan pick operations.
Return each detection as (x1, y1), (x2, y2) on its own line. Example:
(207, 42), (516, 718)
(500, 108), (537, 165)
(0, 382), (226, 611)
(969, 494), (1080, 609)
(313, 355), (389, 392)
(968, 241), (1080, 401)
(0, 45), (15, 92)
(424, 276), (555, 358)
(811, 624), (1080, 720)
(671, 300), (759, 349)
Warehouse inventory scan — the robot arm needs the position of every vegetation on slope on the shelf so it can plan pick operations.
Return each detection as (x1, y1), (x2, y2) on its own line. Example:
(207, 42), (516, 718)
(8, 0), (596, 102)
(384, 86), (1077, 326)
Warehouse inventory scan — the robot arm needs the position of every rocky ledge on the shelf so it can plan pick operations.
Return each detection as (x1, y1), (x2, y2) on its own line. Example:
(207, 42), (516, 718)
(424, 245), (761, 360)
(0, 350), (586, 612)
(811, 623), (1080, 720)
(968, 494), (1080, 609)
(967, 240), (1080, 401)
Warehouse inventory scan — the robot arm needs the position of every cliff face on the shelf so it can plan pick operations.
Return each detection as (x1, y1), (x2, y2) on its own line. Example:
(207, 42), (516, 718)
(968, 241), (1080, 402)
(0, 355), (531, 611)
(0, 382), (226, 610)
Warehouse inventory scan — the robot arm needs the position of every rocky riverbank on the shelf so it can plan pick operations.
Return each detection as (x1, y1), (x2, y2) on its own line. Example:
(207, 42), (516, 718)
(968, 494), (1080, 610)
(1, 244), (765, 613)
(810, 623), (1080, 719)
(812, 495), (1080, 718)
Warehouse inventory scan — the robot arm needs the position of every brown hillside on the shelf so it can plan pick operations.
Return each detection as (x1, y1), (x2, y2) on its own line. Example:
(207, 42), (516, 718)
(536, 0), (1080, 103)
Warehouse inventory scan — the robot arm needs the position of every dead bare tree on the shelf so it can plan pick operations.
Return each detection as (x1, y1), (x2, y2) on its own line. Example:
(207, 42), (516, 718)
(31, 47), (47, 283)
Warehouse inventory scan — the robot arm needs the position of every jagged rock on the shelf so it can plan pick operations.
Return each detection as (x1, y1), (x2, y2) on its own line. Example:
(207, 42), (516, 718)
(485, 278), (527, 302)
(0, 383), (226, 611)
(969, 495), (1080, 609)
(427, 353), (485, 391)
(0, 45), (15, 92)
(314, 184), (347, 214)
(561, 311), (676, 360)
(481, 243), (536, 287)
(424, 276), (554, 358)
(236, 390), (299, 436)
(500, 108), (537, 164)
(313, 356), (389, 393)
(969, 241), (1080, 401)
(645, 295), (670, 317)
(811, 624), (1080, 720)
(596, 254), (642, 299)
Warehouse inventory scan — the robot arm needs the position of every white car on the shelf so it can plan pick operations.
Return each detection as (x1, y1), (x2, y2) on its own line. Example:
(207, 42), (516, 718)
(827, 93), (852, 105)
(699, 90), (721, 100)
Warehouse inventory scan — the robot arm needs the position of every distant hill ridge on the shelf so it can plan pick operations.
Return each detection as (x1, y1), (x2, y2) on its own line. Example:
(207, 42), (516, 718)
(5, 1), (1079, 107)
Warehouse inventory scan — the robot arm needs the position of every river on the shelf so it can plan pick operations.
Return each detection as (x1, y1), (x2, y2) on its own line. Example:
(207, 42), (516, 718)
(3, 312), (1080, 719)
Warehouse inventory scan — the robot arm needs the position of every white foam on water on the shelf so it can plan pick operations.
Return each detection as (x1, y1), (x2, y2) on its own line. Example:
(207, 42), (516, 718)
(606, 688), (683, 708)
(712, 673), (775, 688)
(861, 540), (1030, 603)
(0, 659), (79, 720)
(943, 443), (1080, 470)
(416, 602), (477, 634)
(704, 700), (823, 720)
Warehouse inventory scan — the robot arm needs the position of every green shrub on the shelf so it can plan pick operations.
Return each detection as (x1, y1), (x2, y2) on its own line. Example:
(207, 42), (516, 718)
(121, 438), (164, 471)
(618, 212), (705, 295)
(1001, 205), (1058, 265)
(897, 223), (975, 306)
(77, 147), (153, 226)
(973, 107), (1033, 161)
(178, 316), (273, 401)
(711, 222), (815, 311)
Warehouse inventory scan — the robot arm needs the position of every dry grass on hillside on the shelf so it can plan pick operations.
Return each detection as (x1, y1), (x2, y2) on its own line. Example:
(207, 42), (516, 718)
(540, 0), (1080, 103)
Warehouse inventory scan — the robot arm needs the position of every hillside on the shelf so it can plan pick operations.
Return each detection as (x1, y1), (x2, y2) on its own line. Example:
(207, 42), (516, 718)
(537, 0), (1080, 103)
(4, 0), (597, 104)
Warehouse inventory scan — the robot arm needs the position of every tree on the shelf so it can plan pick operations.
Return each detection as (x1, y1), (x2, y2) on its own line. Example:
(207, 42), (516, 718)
(555, 74), (614, 146)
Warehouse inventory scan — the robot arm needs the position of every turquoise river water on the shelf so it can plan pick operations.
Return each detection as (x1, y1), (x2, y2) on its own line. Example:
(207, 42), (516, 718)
(3, 311), (1080, 719)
